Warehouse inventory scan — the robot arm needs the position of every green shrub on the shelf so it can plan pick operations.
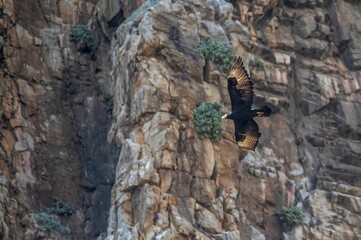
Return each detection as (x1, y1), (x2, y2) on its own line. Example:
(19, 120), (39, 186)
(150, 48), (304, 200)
(103, 94), (113, 114)
(69, 25), (94, 53)
(194, 102), (223, 141)
(196, 38), (235, 71)
(278, 206), (304, 227)
(34, 213), (70, 234)
(46, 200), (75, 216)
(250, 57), (264, 71)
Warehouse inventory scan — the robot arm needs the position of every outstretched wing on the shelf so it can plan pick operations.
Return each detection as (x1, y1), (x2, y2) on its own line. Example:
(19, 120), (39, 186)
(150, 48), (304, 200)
(234, 119), (261, 151)
(227, 57), (254, 111)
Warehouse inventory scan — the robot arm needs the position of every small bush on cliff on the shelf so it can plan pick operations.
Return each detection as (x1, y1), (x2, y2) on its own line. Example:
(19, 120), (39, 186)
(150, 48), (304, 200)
(34, 213), (70, 234)
(69, 25), (94, 53)
(250, 57), (264, 71)
(196, 38), (235, 71)
(194, 102), (223, 141)
(278, 206), (304, 228)
(46, 200), (75, 216)
(103, 94), (113, 114)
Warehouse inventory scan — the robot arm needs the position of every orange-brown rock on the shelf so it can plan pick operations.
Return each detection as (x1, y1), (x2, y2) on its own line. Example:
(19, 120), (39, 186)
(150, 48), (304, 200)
(1, 0), (361, 239)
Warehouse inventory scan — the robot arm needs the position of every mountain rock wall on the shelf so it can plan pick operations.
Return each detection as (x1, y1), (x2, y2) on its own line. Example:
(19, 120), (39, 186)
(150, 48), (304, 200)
(0, 0), (360, 239)
(0, 0), (118, 239)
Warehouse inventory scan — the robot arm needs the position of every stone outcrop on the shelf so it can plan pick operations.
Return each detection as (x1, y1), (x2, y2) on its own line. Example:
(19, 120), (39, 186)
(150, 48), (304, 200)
(0, 0), (361, 239)
(0, 0), (118, 239)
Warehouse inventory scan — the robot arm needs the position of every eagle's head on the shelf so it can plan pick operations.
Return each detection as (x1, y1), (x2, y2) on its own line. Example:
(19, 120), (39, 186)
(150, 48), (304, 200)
(222, 113), (231, 119)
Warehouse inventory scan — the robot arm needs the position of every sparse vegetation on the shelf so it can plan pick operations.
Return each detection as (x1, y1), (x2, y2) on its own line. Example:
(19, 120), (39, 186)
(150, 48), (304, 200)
(194, 102), (223, 141)
(69, 25), (94, 53)
(292, 112), (302, 122)
(168, 25), (198, 61)
(34, 213), (70, 234)
(249, 57), (264, 71)
(46, 200), (75, 216)
(169, 25), (182, 51)
(173, 72), (190, 80)
(196, 38), (235, 71)
(103, 94), (114, 114)
(278, 206), (304, 227)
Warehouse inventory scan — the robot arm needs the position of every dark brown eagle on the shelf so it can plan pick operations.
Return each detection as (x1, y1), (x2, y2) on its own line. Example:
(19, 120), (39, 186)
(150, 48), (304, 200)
(222, 57), (271, 151)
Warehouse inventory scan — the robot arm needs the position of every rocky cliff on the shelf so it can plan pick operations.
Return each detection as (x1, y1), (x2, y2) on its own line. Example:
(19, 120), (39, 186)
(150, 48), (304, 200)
(0, 0), (360, 239)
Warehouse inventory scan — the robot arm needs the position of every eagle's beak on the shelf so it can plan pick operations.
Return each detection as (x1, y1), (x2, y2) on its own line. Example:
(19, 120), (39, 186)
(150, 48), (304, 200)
(222, 114), (227, 119)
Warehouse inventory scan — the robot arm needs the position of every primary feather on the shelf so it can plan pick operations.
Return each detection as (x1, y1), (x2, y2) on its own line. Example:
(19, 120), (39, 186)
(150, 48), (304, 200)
(227, 57), (254, 110)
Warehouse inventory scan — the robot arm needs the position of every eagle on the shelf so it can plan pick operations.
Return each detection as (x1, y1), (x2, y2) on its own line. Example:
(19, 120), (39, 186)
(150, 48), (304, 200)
(222, 57), (271, 151)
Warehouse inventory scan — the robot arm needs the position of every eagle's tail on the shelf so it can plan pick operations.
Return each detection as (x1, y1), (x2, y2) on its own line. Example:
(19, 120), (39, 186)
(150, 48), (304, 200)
(256, 106), (272, 117)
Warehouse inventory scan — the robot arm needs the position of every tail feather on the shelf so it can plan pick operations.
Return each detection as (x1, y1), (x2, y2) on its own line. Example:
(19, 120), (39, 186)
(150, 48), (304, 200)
(256, 106), (272, 117)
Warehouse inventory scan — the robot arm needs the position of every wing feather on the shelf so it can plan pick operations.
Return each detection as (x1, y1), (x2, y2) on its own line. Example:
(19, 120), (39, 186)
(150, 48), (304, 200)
(227, 57), (254, 111)
(234, 119), (261, 151)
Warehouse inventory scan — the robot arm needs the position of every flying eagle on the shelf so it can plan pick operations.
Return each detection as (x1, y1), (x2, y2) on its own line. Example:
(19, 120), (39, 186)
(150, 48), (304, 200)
(222, 57), (271, 151)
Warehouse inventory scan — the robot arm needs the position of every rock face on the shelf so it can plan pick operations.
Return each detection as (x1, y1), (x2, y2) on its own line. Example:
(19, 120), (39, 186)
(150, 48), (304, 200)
(0, 0), (361, 239)
(0, 0), (118, 239)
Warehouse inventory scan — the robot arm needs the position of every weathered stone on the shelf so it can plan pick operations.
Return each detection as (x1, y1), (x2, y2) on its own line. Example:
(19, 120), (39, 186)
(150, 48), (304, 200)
(314, 73), (339, 99)
(16, 79), (38, 112)
(210, 0), (233, 22)
(331, 0), (361, 70)
(212, 230), (241, 240)
(156, 194), (176, 229)
(294, 36), (328, 59)
(273, 52), (292, 65)
(317, 23), (330, 38)
(221, 186), (238, 200)
(130, 85), (158, 121)
(203, 82), (222, 103)
(199, 20), (228, 41)
(224, 197), (236, 212)
(195, 205), (222, 234)
(159, 169), (172, 193)
(241, 225), (266, 240)
(230, 209), (240, 223)
(223, 213), (237, 231)
(209, 197), (224, 221)
(339, 101), (361, 130)
(283, 226), (303, 240)
(1, 80), (19, 119)
(0, 130), (16, 156)
(266, 66), (289, 85)
(115, 140), (159, 191)
(214, 139), (239, 175)
(192, 178), (217, 206)
(1, 0), (361, 239)
(170, 205), (194, 236)
(294, 15), (317, 38)
(176, 197), (196, 224)
(13, 151), (35, 183)
(14, 130), (34, 152)
(142, 112), (179, 169)
(131, 184), (161, 233)
(182, 137), (216, 178)
(226, 20), (252, 48)
(170, 171), (192, 198)
(264, 25), (295, 50)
